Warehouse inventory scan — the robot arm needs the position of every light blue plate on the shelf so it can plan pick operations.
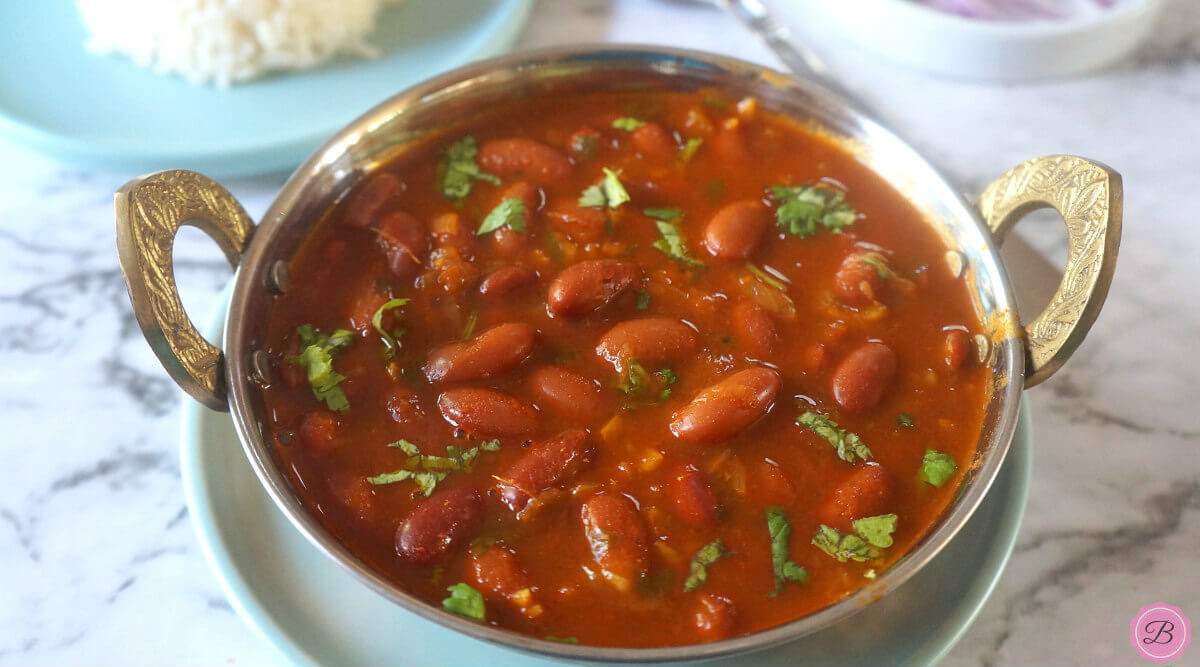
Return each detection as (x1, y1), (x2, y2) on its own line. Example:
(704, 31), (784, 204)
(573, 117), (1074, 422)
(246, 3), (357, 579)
(0, 0), (530, 177)
(181, 292), (1031, 667)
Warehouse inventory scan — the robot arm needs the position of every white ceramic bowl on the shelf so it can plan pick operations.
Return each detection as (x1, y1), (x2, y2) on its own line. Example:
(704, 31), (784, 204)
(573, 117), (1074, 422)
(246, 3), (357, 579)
(809, 0), (1164, 80)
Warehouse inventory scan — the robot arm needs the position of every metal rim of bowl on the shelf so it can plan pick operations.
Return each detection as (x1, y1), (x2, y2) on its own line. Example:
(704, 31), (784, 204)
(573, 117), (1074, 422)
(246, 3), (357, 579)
(222, 44), (1024, 663)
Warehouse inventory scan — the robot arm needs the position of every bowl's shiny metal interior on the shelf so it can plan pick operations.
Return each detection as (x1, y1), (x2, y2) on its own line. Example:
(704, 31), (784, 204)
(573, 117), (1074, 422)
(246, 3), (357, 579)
(222, 46), (1023, 662)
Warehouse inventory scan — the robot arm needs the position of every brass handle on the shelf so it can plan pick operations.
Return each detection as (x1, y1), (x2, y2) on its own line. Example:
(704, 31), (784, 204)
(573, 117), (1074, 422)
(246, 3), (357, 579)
(979, 155), (1122, 388)
(115, 170), (254, 411)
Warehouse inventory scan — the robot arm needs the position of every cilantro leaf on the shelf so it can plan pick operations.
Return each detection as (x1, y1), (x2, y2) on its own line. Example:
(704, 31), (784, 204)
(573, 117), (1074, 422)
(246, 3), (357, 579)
(368, 438), (501, 495)
(769, 184), (858, 238)
(652, 219), (704, 268)
(286, 325), (354, 411)
(684, 539), (730, 592)
(441, 136), (500, 201)
(619, 358), (652, 395)
(655, 367), (678, 400)
(852, 514), (898, 548)
(919, 449), (958, 487)
(746, 263), (787, 291)
(461, 310), (478, 340)
(635, 289), (652, 310)
(680, 137), (703, 162)
(643, 207), (683, 221)
(858, 252), (893, 279)
(442, 583), (485, 620)
(896, 413), (915, 428)
(612, 117), (646, 131)
(811, 524), (879, 563)
(578, 168), (631, 209)
(477, 197), (527, 236)
(766, 506), (809, 596)
(546, 636), (579, 644)
(371, 298), (410, 359)
(797, 412), (872, 464)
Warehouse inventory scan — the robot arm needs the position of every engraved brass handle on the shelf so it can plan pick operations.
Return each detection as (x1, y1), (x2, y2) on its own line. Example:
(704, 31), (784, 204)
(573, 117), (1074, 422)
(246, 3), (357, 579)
(979, 155), (1122, 388)
(115, 170), (254, 411)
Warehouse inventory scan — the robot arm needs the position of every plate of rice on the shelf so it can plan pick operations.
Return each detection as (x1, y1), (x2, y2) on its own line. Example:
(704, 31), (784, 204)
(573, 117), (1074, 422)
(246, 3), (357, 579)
(0, 0), (531, 177)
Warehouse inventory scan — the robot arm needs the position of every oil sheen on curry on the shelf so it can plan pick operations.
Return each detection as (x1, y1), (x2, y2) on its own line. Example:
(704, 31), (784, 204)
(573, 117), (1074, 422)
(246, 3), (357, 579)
(261, 90), (987, 647)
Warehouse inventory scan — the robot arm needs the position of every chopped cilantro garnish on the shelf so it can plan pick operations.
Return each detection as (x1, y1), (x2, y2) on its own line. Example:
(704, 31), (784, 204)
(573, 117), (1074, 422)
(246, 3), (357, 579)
(766, 507), (809, 596)
(655, 367), (679, 400)
(635, 289), (652, 310)
(546, 636), (579, 644)
(812, 514), (898, 562)
(858, 252), (893, 279)
(440, 136), (500, 201)
(578, 168), (630, 209)
(367, 438), (501, 495)
(769, 184), (858, 238)
(746, 263), (787, 291)
(680, 137), (704, 162)
(797, 412), (872, 464)
(286, 325), (353, 411)
(652, 216), (704, 268)
(477, 197), (527, 236)
(684, 539), (730, 592)
(619, 358), (652, 395)
(371, 298), (410, 359)
(864, 568), (877, 580)
(812, 525), (878, 563)
(852, 514), (898, 548)
(442, 583), (485, 620)
(896, 413), (915, 428)
(919, 449), (958, 487)
(643, 207), (683, 221)
(612, 117), (646, 131)
(461, 310), (478, 340)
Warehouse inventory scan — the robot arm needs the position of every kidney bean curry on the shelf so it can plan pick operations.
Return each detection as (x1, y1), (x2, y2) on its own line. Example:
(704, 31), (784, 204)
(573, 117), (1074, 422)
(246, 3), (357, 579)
(262, 90), (987, 647)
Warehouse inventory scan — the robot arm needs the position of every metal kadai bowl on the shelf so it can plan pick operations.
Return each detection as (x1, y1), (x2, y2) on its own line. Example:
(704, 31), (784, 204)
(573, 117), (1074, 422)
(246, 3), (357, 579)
(115, 46), (1121, 663)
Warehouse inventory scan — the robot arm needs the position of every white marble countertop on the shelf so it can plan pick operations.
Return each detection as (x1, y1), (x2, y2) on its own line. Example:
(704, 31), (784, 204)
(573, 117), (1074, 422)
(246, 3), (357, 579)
(2, 1), (1198, 665)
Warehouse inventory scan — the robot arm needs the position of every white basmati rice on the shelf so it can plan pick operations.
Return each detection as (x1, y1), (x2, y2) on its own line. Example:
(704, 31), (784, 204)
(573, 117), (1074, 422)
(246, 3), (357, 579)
(77, 0), (403, 87)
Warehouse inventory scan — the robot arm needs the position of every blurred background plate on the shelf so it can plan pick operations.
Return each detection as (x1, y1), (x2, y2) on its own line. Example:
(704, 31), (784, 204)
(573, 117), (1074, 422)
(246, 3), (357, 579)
(179, 287), (1032, 667)
(0, 0), (531, 177)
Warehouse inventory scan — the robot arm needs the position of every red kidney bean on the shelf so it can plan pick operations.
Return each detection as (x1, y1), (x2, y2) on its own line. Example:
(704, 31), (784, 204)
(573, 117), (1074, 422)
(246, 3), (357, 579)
(545, 201), (608, 244)
(668, 465), (720, 529)
(430, 212), (477, 259)
(703, 200), (771, 260)
(527, 366), (611, 422)
(580, 493), (651, 593)
(329, 474), (374, 520)
(469, 546), (539, 615)
(423, 323), (536, 384)
(385, 386), (424, 425)
(495, 430), (596, 512)
(547, 259), (639, 317)
(669, 367), (782, 443)
(712, 125), (750, 164)
(479, 138), (573, 186)
(834, 254), (887, 307)
(394, 487), (483, 565)
(298, 411), (339, 449)
(479, 265), (537, 304)
(567, 126), (603, 159)
(436, 388), (537, 439)
(595, 318), (698, 373)
(831, 342), (897, 413)
(630, 122), (676, 161)
(732, 301), (778, 358)
(500, 180), (542, 212)
(692, 593), (737, 642)
(944, 329), (971, 370)
(755, 459), (797, 504)
(374, 211), (429, 280)
(344, 172), (402, 228)
(818, 463), (893, 532)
